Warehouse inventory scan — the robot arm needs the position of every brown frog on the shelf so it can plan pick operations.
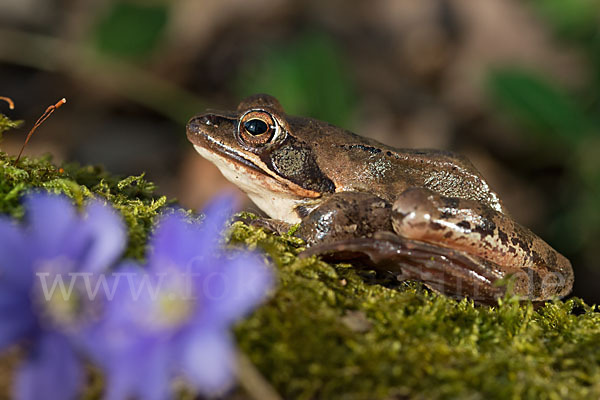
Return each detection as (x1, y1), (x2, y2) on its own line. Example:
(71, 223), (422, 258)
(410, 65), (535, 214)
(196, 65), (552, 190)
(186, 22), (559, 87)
(186, 94), (573, 302)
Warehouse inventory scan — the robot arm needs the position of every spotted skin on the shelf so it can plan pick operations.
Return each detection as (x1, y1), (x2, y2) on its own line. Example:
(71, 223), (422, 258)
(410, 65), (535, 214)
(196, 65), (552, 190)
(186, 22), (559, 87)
(389, 188), (572, 299)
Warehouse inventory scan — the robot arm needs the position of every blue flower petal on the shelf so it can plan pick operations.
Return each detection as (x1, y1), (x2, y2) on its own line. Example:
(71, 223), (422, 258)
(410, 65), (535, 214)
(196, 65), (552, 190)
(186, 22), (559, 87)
(196, 194), (237, 254)
(149, 194), (236, 272)
(22, 194), (125, 277)
(102, 363), (131, 400)
(137, 345), (172, 400)
(197, 193), (236, 240)
(0, 311), (36, 351)
(24, 193), (78, 256)
(201, 252), (273, 325)
(103, 343), (171, 400)
(0, 283), (37, 350)
(149, 213), (200, 272)
(180, 329), (235, 396)
(0, 217), (32, 290)
(14, 332), (83, 400)
(0, 219), (37, 350)
(78, 200), (126, 274)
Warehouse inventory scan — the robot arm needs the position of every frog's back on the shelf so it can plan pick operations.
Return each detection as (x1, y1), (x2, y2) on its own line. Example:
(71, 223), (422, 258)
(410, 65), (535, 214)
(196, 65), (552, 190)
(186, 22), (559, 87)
(383, 147), (505, 213)
(289, 116), (505, 213)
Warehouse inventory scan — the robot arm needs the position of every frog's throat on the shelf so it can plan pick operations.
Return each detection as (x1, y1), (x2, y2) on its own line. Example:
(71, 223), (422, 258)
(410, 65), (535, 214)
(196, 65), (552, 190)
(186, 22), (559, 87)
(193, 145), (317, 224)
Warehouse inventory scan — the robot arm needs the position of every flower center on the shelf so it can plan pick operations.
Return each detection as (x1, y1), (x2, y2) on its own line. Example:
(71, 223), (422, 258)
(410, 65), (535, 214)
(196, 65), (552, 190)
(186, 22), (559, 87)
(32, 257), (90, 331)
(135, 270), (196, 331)
(155, 289), (194, 327)
(44, 285), (81, 326)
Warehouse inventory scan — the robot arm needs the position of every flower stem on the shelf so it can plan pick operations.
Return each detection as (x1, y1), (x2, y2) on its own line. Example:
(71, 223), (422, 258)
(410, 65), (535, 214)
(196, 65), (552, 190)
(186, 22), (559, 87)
(236, 350), (282, 400)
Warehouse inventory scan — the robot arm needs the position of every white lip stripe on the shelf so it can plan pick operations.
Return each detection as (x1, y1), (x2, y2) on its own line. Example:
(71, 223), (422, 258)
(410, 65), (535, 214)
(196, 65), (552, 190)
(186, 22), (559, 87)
(194, 145), (305, 224)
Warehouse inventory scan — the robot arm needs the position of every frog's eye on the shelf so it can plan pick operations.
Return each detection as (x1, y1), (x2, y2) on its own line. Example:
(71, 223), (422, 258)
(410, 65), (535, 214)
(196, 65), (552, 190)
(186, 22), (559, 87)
(239, 111), (276, 146)
(244, 119), (268, 135)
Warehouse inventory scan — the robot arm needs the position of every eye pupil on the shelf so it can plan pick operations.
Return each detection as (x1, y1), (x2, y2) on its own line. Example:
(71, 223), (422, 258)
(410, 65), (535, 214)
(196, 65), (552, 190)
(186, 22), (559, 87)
(244, 119), (268, 135)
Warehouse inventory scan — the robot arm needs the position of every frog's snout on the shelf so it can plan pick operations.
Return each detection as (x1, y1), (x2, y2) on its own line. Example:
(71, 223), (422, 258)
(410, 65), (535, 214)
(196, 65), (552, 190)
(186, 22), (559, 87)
(186, 112), (236, 146)
(187, 115), (219, 135)
(187, 115), (214, 146)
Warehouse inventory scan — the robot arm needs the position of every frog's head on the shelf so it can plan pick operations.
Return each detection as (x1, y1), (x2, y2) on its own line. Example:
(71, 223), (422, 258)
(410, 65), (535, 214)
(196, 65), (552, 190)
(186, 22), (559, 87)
(187, 94), (336, 222)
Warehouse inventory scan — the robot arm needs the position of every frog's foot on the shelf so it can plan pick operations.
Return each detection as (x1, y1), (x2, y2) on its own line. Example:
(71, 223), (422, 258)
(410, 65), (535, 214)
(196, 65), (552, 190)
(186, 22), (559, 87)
(301, 232), (506, 303)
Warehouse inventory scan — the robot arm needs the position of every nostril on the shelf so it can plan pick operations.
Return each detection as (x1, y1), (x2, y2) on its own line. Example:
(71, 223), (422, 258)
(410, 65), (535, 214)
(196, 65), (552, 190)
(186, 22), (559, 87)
(187, 115), (218, 134)
(200, 115), (219, 127)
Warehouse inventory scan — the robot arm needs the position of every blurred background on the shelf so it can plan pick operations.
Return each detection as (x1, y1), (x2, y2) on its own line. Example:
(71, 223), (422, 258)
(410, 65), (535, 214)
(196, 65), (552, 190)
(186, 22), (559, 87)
(0, 0), (599, 302)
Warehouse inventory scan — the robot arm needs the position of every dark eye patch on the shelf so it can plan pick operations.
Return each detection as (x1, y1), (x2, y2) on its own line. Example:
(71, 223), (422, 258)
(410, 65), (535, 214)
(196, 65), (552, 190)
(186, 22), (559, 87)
(244, 119), (268, 135)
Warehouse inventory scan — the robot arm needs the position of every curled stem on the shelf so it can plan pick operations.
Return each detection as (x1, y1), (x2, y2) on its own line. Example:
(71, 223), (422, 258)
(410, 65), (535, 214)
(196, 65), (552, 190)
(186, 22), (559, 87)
(16, 98), (66, 162)
(0, 96), (15, 110)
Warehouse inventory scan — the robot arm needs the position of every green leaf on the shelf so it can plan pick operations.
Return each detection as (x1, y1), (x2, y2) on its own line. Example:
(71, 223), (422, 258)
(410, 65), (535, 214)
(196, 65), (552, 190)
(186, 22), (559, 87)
(92, 1), (169, 60)
(487, 68), (593, 144)
(234, 31), (357, 129)
(531, 0), (600, 40)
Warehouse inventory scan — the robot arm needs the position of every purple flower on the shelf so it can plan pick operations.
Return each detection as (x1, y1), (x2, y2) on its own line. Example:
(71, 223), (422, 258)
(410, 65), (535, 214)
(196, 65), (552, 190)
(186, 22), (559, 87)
(0, 193), (127, 400)
(87, 196), (273, 400)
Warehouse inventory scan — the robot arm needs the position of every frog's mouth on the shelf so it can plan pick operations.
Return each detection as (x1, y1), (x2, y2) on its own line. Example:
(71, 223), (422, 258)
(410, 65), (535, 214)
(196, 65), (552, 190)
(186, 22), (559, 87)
(193, 143), (320, 223)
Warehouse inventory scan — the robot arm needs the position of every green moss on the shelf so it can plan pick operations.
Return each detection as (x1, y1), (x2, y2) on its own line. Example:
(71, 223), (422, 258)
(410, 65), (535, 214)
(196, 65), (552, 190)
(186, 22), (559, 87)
(0, 152), (167, 259)
(230, 224), (600, 399)
(1, 151), (600, 399)
(0, 114), (22, 137)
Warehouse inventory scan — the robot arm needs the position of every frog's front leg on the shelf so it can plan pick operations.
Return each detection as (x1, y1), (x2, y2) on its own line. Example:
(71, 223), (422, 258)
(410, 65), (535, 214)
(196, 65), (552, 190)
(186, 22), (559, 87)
(391, 188), (574, 300)
(295, 192), (394, 245)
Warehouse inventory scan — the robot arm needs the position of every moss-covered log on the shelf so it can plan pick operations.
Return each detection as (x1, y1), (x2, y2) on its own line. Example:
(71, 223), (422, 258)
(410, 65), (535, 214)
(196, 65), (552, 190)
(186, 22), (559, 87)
(1, 152), (599, 400)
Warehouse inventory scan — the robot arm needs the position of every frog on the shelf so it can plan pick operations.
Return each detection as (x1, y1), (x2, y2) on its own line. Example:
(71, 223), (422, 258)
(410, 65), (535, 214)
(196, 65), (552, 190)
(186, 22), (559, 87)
(186, 94), (573, 302)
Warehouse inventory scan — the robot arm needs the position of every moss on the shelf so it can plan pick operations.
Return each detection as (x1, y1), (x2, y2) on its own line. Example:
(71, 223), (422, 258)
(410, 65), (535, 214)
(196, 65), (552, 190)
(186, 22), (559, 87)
(0, 114), (22, 137)
(230, 224), (600, 399)
(1, 151), (600, 399)
(0, 152), (167, 259)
